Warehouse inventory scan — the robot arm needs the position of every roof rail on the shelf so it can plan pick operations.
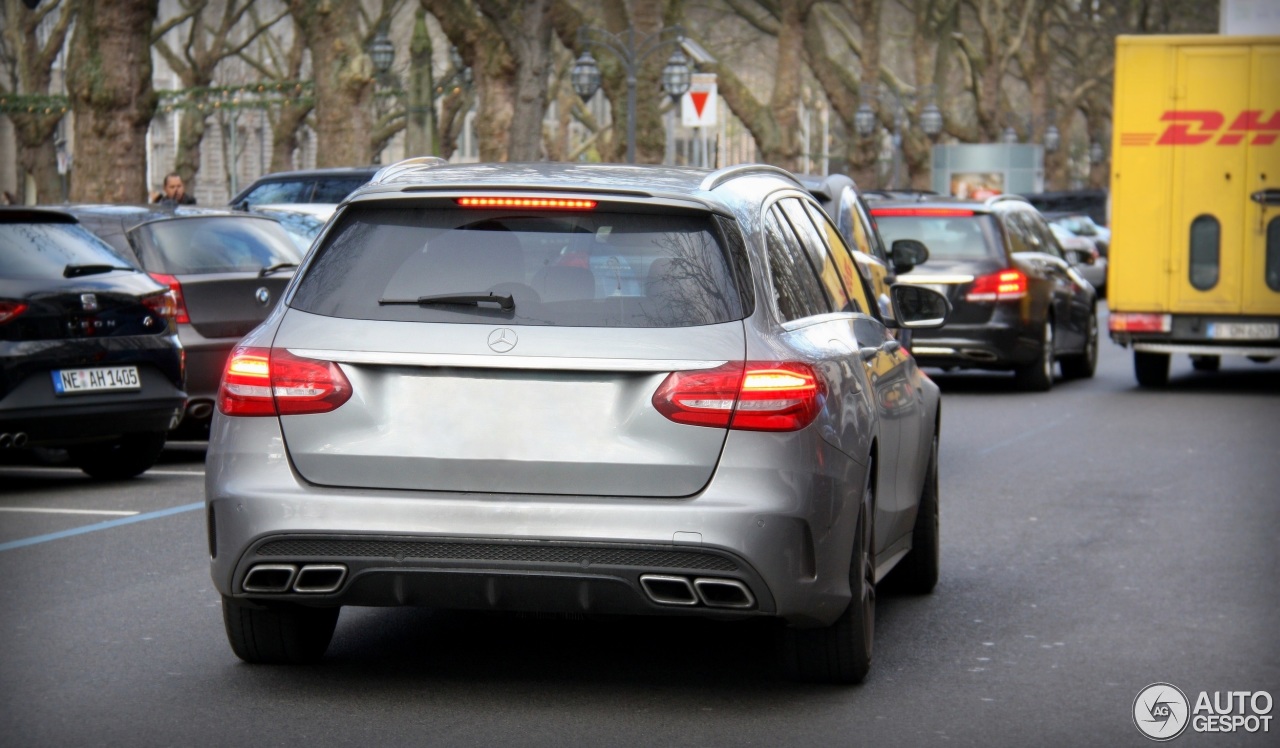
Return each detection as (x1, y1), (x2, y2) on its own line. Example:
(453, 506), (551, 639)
(699, 164), (803, 192)
(984, 193), (1030, 207)
(370, 156), (448, 185)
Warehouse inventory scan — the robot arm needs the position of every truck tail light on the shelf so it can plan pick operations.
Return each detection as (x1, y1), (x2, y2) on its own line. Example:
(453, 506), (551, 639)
(147, 273), (190, 324)
(1109, 313), (1172, 333)
(652, 361), (825, 432)
(218, 346), (352, 417)
(966, 270), (1027, 302)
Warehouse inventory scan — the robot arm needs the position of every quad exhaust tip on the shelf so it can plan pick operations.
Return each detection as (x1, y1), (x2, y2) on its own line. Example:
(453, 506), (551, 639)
(242, 563), (349, 594)
(640, 574), (756, 609)
(0, 432), (29, 449)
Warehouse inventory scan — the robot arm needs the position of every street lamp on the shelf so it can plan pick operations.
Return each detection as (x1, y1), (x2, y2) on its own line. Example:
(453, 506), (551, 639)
(571, 25), (692, 164)
(369, 29), (395, 77)
(1043, 124), (1061, 153)
(1089, 140), (1106, 164)
(855, 85), (942, 188)
(1002, 125), (1019, 144)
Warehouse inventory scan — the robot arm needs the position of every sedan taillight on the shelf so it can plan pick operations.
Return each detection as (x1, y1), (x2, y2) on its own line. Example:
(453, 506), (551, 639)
(0, 300), (28, 324)
(218, 346), (352, 417)
(966, 269), (1027, 302)
(147, 273), (191, 324)
(652, 361), (825, 432)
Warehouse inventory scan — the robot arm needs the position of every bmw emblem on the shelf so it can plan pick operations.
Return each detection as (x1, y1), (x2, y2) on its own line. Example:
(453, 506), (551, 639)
(255, 287), (271, 305)
(487, 328), (518, 353)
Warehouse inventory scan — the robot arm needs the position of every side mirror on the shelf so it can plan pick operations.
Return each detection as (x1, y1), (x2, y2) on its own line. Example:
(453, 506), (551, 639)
(890, 238), (929, 275)
(1065, 249), (1096, 266)
(890, 284), (950, 329)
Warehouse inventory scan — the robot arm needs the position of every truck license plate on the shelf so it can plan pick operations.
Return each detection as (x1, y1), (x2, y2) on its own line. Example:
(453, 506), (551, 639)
(1207, 322), (1279, 340)
(51, 366), (141, 395)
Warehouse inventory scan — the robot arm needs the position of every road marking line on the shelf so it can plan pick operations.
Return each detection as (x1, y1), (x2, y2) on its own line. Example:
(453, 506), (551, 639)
(0, 507), (140, 516)
(0, 502), (203, 552)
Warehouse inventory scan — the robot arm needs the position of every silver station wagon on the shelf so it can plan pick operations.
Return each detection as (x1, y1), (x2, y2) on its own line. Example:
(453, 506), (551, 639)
(206, 159), (949, 683)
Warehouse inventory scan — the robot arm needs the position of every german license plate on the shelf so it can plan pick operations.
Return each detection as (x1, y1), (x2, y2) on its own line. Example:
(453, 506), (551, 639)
(1207, 322), (1279, 340)
(51, 366), (141, 395)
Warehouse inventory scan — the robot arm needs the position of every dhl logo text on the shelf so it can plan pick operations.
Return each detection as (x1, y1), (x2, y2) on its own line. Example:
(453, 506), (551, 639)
(1120, 110), (1279, 147)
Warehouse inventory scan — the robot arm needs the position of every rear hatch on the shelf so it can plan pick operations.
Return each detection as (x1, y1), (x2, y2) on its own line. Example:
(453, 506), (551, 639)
(273, 198), (751, 497)
(872, 209), (1007, 324)
(127, 215), (302, 338)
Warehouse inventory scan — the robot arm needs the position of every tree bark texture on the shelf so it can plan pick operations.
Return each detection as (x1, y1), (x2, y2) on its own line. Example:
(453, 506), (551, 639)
(289, 0), (375, 167)
(423, 0), (514, 162)
(3, 0), (75, 203)
(66, 0), (159, 203)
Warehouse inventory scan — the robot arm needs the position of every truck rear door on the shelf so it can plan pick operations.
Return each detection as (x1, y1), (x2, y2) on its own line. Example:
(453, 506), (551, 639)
(1243, 41), (1280, 317)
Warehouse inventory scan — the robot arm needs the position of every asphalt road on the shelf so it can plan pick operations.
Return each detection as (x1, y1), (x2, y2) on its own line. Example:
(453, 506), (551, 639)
(2, 323), (1278, 747)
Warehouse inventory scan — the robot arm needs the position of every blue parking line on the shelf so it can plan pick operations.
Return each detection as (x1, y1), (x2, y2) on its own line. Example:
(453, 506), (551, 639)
(0, 502), (204, 552)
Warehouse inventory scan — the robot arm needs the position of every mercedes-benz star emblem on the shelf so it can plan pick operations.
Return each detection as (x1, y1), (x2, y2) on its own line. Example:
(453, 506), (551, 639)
(487, 328), (518, 353)
(255, 287), (271, 305)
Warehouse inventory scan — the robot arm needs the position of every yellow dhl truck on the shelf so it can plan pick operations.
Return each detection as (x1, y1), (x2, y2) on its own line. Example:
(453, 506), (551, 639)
(1108, 34), (1280, 386)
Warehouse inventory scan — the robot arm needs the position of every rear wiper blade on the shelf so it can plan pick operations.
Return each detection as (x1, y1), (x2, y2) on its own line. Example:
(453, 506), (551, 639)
(64, 264), (135, 278)
(379, 292), (515, 311)
(259, 262), (299, 277)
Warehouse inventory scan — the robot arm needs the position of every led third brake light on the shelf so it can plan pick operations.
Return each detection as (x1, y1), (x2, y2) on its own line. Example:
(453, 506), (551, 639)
(457, 197), (597, 210)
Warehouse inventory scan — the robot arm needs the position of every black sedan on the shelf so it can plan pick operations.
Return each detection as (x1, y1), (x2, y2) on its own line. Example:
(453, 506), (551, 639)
(868, 195), (1098, 391)
(0, 208), (186, 478)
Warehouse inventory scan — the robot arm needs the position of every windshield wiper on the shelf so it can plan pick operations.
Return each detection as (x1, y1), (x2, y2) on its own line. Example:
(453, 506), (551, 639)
(259, 262), (299, 277)
(379, 292), (515, 311)
(64, 264), (135, 278)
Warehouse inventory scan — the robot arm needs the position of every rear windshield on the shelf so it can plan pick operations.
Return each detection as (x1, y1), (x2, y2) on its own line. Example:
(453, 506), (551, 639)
(130, 216), (302, 274)
(874, 214), (1002, 262)
(289, 203), (748, 328)
(0, 223), (139, 280)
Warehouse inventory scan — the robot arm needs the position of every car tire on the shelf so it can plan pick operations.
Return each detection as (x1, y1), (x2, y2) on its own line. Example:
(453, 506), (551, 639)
(1190, 354), (1220, 372)
(1134, 351), (1170, 387)
(781, 483), (875, 684)
(1014, 320), (1055, 392)
(1059, 310), (1099, 380)
(69, 432), (167, 480)
(222, 595), (340, 665)
(891, 434), (939, 595)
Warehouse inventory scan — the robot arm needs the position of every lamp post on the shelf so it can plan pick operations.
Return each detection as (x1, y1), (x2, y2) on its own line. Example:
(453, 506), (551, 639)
(571, 25), (692, 164)
(854, 85), (942, 188)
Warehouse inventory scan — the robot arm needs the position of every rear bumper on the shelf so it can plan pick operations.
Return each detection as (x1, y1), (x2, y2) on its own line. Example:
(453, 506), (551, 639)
(206, 416), (871, 627)
(1109, 314), (1280, 357)
(0, 365), (186, 445)
(908, 322), (1039, 369)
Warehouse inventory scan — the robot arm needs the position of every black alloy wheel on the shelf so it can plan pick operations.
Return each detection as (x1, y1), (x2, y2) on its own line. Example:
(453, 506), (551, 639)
(1060, 310), (1099, 380)
(889, 433), (940, 594)
(1015, 320), (1055, 391)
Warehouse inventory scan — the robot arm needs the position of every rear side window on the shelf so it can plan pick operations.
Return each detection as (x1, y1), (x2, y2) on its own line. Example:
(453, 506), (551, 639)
(0, 223), (138, 280)
(763, 207), (831, 321)
(312, 178), (368, 203)
(130, 217), (302, 274)
(1188, 214), (1220, 291)
(874, 213), (1003, 261)
(778, 200), (850, 312)
(240, 180), (309, 206)
(290, 203), (747, 328)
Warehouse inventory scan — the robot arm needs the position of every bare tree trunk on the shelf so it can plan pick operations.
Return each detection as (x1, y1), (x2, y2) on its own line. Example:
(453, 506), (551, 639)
(66, 0), (159, 204)
(479, 0), (553, 161)
(289, 0), (375, 167)
(2, 0), (75, 203)
(761, 0), (813, 171)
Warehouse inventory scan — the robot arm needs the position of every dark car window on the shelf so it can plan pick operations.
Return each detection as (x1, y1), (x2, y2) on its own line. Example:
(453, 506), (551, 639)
(874, 213), (1003, 261)
(1023, 212), (1065, 259)
(778, 199), (851, 313)
(129, 217), (302, 274)
(240, 181), (309, 206)
(311, 178), (369, 203)
(801, 201), (875, 316)
(290, 203), (747, 328)
(0, 222), (139, 280)
(763, 206), (831, 321)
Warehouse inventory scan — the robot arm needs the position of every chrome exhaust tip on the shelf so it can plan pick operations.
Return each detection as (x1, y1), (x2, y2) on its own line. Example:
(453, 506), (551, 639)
(242, 564), (297, 593)
(293, 564), (347, 594)
(693, 578), (756, 609)
(0, 433), (11, 449)
(11, 432), (27, 448)
(187, 400), (215, 420)
(639, 574), (698, 606)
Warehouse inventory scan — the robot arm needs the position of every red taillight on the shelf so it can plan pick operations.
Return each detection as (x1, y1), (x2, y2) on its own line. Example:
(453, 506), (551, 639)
(456, 197), (597, 210)
(141, 291), (177, 319)
(0, 301), (28, 324)
(966, 269), (1027, 302)
(148, 272), (190, 324)
(217, 346), (352, 417)
(870, 208), (976, 217)
(652, 361), (825, 432)
(1109, 313), (1172, 333)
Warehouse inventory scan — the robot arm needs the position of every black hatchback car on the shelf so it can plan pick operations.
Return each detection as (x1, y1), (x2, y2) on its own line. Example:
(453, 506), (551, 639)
(0, 208), (186, 478)
(868, 195), (1099, 390)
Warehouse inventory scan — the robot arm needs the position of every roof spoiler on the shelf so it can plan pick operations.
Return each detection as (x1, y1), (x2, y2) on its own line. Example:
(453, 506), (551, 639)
(699, 164), (803, 192)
